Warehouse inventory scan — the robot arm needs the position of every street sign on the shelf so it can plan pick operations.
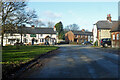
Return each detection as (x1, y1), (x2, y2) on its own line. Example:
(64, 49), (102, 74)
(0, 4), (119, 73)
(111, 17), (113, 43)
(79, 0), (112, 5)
(30, 34), (36, 37)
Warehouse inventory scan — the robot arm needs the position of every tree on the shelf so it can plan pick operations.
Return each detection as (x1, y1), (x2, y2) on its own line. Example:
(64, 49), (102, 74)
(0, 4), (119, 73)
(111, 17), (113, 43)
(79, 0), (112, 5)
(0, 1), (38, 46)
(14, 9), (38, 44)
(65, 24), (79, 31)
(47, 21), (54, 28)
(32, 19), (45, 27)
(55, 21), (64, 39)
(85, 29), (89, 32)
(15, 10), (37, 26)
(1, 1), (27, 46)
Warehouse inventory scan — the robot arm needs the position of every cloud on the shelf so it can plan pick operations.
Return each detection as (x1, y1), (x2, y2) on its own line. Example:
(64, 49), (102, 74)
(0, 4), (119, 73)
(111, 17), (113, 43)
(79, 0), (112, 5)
(43, 10), (62, 19)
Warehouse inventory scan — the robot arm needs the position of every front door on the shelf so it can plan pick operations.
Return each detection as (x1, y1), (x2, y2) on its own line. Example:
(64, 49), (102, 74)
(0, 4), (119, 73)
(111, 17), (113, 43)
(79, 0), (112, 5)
(32, 38), (35, 45)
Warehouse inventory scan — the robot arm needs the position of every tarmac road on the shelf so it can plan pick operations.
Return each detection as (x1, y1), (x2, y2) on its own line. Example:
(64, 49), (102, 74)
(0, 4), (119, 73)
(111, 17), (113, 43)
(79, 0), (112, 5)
(20, 45), (120, 79)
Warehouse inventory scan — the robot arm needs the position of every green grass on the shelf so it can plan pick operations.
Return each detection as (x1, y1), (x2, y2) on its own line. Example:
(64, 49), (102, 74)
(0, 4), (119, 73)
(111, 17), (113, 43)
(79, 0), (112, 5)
(91, 45), (100, 48)
(2, 46), (58, 65)
(70, 42), (81, 45)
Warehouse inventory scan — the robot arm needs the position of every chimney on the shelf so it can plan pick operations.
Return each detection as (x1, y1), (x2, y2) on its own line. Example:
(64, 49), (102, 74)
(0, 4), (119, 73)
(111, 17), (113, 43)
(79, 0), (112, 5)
(81, 29), (85, 32)
(31, 25), (35, 29)
(54, 26), (56, 31)
(107, 14), (112, 22)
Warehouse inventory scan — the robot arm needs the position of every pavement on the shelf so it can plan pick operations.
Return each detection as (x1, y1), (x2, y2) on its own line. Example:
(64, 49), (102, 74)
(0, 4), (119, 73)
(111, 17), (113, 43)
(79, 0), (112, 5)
(20, 44), (120, 79)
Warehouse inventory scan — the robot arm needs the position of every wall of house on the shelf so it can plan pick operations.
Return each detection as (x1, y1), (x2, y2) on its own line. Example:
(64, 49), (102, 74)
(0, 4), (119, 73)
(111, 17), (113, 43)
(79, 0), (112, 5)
(99, 29), (111, 39)
(111, 32), (120, 48)
(78, 35), (93, 43)
(97, 29), (111, 46)
(1, 33), (57, 46)
(65, 31), (93, 43)
(65, 31), (75, 43)
(93, 25), (97, 43)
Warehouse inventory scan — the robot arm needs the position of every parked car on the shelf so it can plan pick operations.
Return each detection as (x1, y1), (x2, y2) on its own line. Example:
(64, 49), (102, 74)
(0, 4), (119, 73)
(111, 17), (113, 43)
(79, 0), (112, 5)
(83, 41), (92, 45)
(100, 38), (111, 47)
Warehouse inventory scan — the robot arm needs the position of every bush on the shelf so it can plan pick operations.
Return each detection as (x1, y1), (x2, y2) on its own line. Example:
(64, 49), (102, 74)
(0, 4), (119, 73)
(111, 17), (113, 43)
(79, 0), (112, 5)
(94, 41), (98, 46)
(70, 42), (81, 45)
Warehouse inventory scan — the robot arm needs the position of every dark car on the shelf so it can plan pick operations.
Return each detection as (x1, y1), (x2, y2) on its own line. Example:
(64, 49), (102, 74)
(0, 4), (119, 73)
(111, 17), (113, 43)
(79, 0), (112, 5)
(100, 38), (111, 47)
(83, 41), (92, 45)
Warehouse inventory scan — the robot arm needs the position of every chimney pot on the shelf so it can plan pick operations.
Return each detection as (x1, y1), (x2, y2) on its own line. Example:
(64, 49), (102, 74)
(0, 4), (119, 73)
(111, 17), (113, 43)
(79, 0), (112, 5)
(107, 14), (112, 22)
(31, 25), (35, 29)
(54, 26), (56, 31)
(81, 29), (85, 32)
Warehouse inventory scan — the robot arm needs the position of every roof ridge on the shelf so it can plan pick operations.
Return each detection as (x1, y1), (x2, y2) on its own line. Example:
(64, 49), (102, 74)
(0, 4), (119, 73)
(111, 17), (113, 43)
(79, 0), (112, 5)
(97, 20), (118, 22)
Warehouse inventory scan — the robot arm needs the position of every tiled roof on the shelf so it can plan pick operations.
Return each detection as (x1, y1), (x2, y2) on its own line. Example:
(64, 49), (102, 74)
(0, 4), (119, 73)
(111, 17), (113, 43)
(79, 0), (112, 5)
(111, 21), (120, 32)
(72, 31), (93, 36)
(96, 20), (118, 29)
(17, 27), (56, 34)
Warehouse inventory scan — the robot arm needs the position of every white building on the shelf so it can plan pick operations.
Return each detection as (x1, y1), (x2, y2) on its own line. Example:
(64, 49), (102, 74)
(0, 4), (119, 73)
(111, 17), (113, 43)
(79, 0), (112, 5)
(93, 24), (98, 43)
(0, 26), (58, 46)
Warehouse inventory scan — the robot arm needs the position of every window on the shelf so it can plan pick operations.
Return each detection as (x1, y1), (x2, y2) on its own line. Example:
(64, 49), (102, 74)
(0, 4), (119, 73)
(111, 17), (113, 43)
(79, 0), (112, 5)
(113, 34), (115, 40)
(10, 33), (13, 36)
(40, 39), (44, 42)
(117, 34), (119, 40)
(40, 39), (42, 42)
(35, 40), (38, 43)
(40, 34), (43, 37)
(8, 39), (15, 44)
(51, 34), (52, 37)
(24, 38), (28, 43)
(75, 35), (77, 37)
(24, 34), (26, 37)
(42, 39), (44, 42)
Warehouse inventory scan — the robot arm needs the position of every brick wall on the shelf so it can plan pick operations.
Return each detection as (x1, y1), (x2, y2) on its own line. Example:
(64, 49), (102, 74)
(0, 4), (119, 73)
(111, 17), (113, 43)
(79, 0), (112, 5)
(65, 31), (75, 43)
(78, 35), (86, 43)
(111, 32), (120, 48)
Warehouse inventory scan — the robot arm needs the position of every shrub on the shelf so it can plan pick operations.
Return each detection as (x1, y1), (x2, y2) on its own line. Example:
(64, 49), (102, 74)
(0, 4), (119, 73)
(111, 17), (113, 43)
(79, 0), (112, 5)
(94, 41), (98, 46)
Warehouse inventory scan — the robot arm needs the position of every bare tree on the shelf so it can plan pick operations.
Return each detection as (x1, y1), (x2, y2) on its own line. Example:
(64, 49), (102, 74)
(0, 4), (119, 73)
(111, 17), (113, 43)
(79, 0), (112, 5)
(65, 24), (80, 31)
(1, 1), (27, 46)
(33, 19), (45, 27)
(47, 21), (54, 28)
(14, 9), (38, 44)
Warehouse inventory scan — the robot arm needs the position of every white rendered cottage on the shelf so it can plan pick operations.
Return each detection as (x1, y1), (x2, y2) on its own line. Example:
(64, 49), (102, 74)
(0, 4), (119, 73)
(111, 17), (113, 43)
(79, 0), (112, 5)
(0, 26), (58, 46)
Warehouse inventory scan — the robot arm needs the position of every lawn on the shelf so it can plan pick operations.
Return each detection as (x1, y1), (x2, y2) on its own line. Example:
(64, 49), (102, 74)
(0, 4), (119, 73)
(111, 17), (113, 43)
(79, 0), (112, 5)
(2, 46), (58, 65)
(2, 45), (58, 78)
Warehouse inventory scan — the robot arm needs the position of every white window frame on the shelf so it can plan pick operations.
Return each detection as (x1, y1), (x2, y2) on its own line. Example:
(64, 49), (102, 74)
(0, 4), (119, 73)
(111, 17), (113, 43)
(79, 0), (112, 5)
(40, 34), (43, 37)
(113, 34), (115, 40)
(117, 34), (119, 40)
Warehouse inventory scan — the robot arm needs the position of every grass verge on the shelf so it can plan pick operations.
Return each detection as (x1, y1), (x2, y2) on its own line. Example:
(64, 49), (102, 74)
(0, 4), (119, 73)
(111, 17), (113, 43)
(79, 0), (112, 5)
(2, 45), (58, 78)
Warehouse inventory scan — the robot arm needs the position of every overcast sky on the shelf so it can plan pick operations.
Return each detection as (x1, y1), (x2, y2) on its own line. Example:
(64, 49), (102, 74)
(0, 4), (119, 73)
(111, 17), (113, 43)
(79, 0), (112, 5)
(27, 2), (118, 31)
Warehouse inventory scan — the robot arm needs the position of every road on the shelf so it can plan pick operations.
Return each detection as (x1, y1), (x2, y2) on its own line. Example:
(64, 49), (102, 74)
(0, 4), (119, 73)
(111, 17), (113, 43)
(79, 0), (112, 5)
(20, 45), (120, 79)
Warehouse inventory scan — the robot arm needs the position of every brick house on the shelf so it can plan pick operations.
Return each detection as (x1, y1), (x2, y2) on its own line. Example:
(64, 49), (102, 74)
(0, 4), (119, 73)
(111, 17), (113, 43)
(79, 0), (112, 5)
(93, 14), (117, 46)
(110, 22), (120, 48)
(65, 29), (93, 43)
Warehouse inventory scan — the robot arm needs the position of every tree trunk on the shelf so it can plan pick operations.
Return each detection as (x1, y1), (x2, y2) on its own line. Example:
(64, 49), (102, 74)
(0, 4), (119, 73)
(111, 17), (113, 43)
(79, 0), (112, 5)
(1, 33), (4, 47)
(21, 33), (22, 44)
(1, 25), (4, 47)
(20, 26), (23, 46)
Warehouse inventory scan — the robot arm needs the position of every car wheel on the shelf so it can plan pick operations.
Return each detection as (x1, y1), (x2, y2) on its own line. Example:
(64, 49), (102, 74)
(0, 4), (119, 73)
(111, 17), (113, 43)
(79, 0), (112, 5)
(104, 44), (108, 47)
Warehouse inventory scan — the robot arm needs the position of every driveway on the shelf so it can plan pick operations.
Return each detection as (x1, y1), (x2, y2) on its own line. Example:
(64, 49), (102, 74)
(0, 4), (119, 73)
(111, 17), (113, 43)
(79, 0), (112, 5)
(20, 44), (120, 79)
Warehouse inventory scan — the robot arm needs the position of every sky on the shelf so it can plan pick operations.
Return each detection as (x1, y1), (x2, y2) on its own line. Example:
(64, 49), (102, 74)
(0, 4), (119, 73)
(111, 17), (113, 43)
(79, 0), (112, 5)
(27, 2), (118, 31)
